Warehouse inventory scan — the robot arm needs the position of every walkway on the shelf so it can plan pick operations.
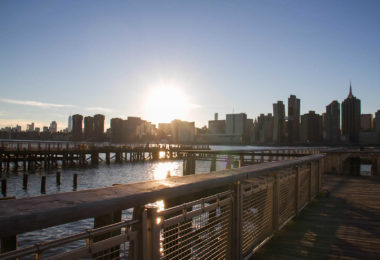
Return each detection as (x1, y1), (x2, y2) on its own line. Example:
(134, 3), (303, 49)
(254, 175), (380, 259)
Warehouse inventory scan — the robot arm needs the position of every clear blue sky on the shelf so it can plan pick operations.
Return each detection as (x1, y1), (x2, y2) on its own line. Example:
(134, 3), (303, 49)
(1, 0), (379, 129)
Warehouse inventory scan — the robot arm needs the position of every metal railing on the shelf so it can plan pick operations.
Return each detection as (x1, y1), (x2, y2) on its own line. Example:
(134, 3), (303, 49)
(0, 154), (324, 259)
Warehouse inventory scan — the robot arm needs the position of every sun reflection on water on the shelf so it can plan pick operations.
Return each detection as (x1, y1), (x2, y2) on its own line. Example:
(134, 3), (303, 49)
(153, 161), (179, 180)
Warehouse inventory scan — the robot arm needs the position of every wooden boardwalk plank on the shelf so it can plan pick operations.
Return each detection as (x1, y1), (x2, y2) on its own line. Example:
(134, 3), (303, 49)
(253, 175), (380, 260)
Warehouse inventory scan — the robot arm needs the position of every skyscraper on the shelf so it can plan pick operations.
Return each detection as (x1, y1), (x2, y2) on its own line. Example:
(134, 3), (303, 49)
(84, 116), (94, 140)
(325, 100), (340, 144)
(68, 115), (73, 131)
(300, 111), (322, 144)
(288, 95), (300, 144)
(273, 101), (285, 144)
(49, 121), (57, 133)
(94, 114), (105, 141)
(71, 114), (83, 141)
(341, 83), (361, 143)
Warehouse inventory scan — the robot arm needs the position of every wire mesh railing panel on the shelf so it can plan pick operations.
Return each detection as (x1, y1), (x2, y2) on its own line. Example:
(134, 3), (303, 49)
(0, 219), (138, 260)
(241, 178), (274, 255)
(299, 164), (311, 209)
(158, 191), (233, 260)
(278, 170), (296, 226)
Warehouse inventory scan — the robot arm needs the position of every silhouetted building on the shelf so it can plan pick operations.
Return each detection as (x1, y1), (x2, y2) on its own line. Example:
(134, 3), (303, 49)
(72, 114), (83, 141)
(26, 123), (34, 132)
(273, 101), (286, 144)
(49, 121), (57, 133)
(325, 100), (340, 144)
(84, 116), (94, 140)
(68, 115), (73, 131)
(171, 120), (195, 143)
(123, 117), (142, 142)
(208, 119), (226, 134)
(300, 111), (322, 144)
(341, 84), (361, 143)
(288, 95), (300, 144)
(94, 114), (105, 141)
(110, 118), (123, 143)
(375, 110), (380, 133)
(360, 114), (373, 131)
(226, 113), (247, 135)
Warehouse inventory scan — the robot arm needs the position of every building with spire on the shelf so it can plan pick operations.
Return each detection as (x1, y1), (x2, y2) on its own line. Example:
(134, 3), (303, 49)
(341, 82), (361, 143)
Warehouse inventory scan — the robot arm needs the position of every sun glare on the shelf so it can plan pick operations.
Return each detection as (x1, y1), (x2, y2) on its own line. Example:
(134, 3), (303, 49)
(145, 83), (195, 124)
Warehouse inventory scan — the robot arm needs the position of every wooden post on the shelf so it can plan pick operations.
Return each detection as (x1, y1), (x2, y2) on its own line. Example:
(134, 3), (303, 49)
(23, 173), (28, 190)
(56, 171), (61, 186)
(226, 155), (232, 169)
(106, 152), (110, 164)
(1, 179), (7, 197)
(73, 174), (78, 190)
(210, 154), (217, 172)
(41, 176), (46, 194)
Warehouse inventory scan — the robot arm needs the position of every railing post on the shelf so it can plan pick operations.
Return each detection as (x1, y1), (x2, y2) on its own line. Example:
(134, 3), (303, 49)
(308, 162), (312, 202)
(146, 206), (160, 260)
(319, 158), (324, 192)
(295, 165), (300, 215)
(271, 172), (280, 232)
(131, 206), (146, 260)
(230, 181), (242, 259)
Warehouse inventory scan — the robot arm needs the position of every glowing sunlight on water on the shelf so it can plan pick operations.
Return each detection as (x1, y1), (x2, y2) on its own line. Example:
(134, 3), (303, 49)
(153, 162), (178, 180)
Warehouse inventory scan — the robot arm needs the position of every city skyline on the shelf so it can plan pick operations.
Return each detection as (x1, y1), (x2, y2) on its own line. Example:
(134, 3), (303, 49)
(1, 1), (380, 128)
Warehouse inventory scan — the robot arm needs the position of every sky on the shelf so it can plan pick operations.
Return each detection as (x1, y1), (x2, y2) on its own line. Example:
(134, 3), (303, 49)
(1, 0), (380, 129)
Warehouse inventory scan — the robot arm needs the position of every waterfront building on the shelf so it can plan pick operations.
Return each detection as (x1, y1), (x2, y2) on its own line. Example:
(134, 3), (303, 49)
(123, 117), (143, 142)
(226, 113), (247, 135)
(35, 127), (40, 134)
(325, 100), (340, 144)
(43, 126), (49, 133)
(110, 118), (123, 143)
(375, 110), (380, 132)
(300, 111), (322, 144)
(72, 114), (84, 141)
(209, 113), (226, 134)
(84, 116), (94, 140)
(26, 122), (34, 132)
(341, 84), (361, 143)
(171, 120), (195, 143)
(273, 101), (286, 144)
(49, 121), (57, 133)
(68, 115), (73, 131)
(288, 95), (300, 144)
(360, 114), (373, 131)
(94, 114), (105, 141)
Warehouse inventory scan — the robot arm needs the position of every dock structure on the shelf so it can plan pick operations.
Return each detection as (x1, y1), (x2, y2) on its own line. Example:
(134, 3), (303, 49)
(0, 140), (320, 172)
(0, 148), (379, 259)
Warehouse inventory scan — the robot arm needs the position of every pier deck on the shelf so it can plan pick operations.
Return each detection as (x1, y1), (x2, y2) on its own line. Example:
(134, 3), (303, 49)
(254, 175), (380, 259)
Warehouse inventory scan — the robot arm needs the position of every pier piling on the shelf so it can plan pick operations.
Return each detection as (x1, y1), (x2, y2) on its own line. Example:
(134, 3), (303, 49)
(1, 179), (7, 197)
(23, 174), (28, 190)
(41, 176), (46, 194)
(56, 171), (61, 186)
(73, 174), (78, 189)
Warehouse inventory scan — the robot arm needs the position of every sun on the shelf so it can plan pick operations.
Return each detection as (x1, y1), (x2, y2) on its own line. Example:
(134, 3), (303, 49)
(144, 83), (195, 124)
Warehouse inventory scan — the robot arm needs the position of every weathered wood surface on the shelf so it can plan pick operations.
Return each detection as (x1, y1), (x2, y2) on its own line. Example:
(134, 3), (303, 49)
(0, 155), (323, 237)
(254, 175), (380, 259)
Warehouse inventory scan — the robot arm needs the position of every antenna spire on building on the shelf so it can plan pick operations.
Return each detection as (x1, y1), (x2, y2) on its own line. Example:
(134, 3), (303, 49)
(348, 80), (353, 98)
